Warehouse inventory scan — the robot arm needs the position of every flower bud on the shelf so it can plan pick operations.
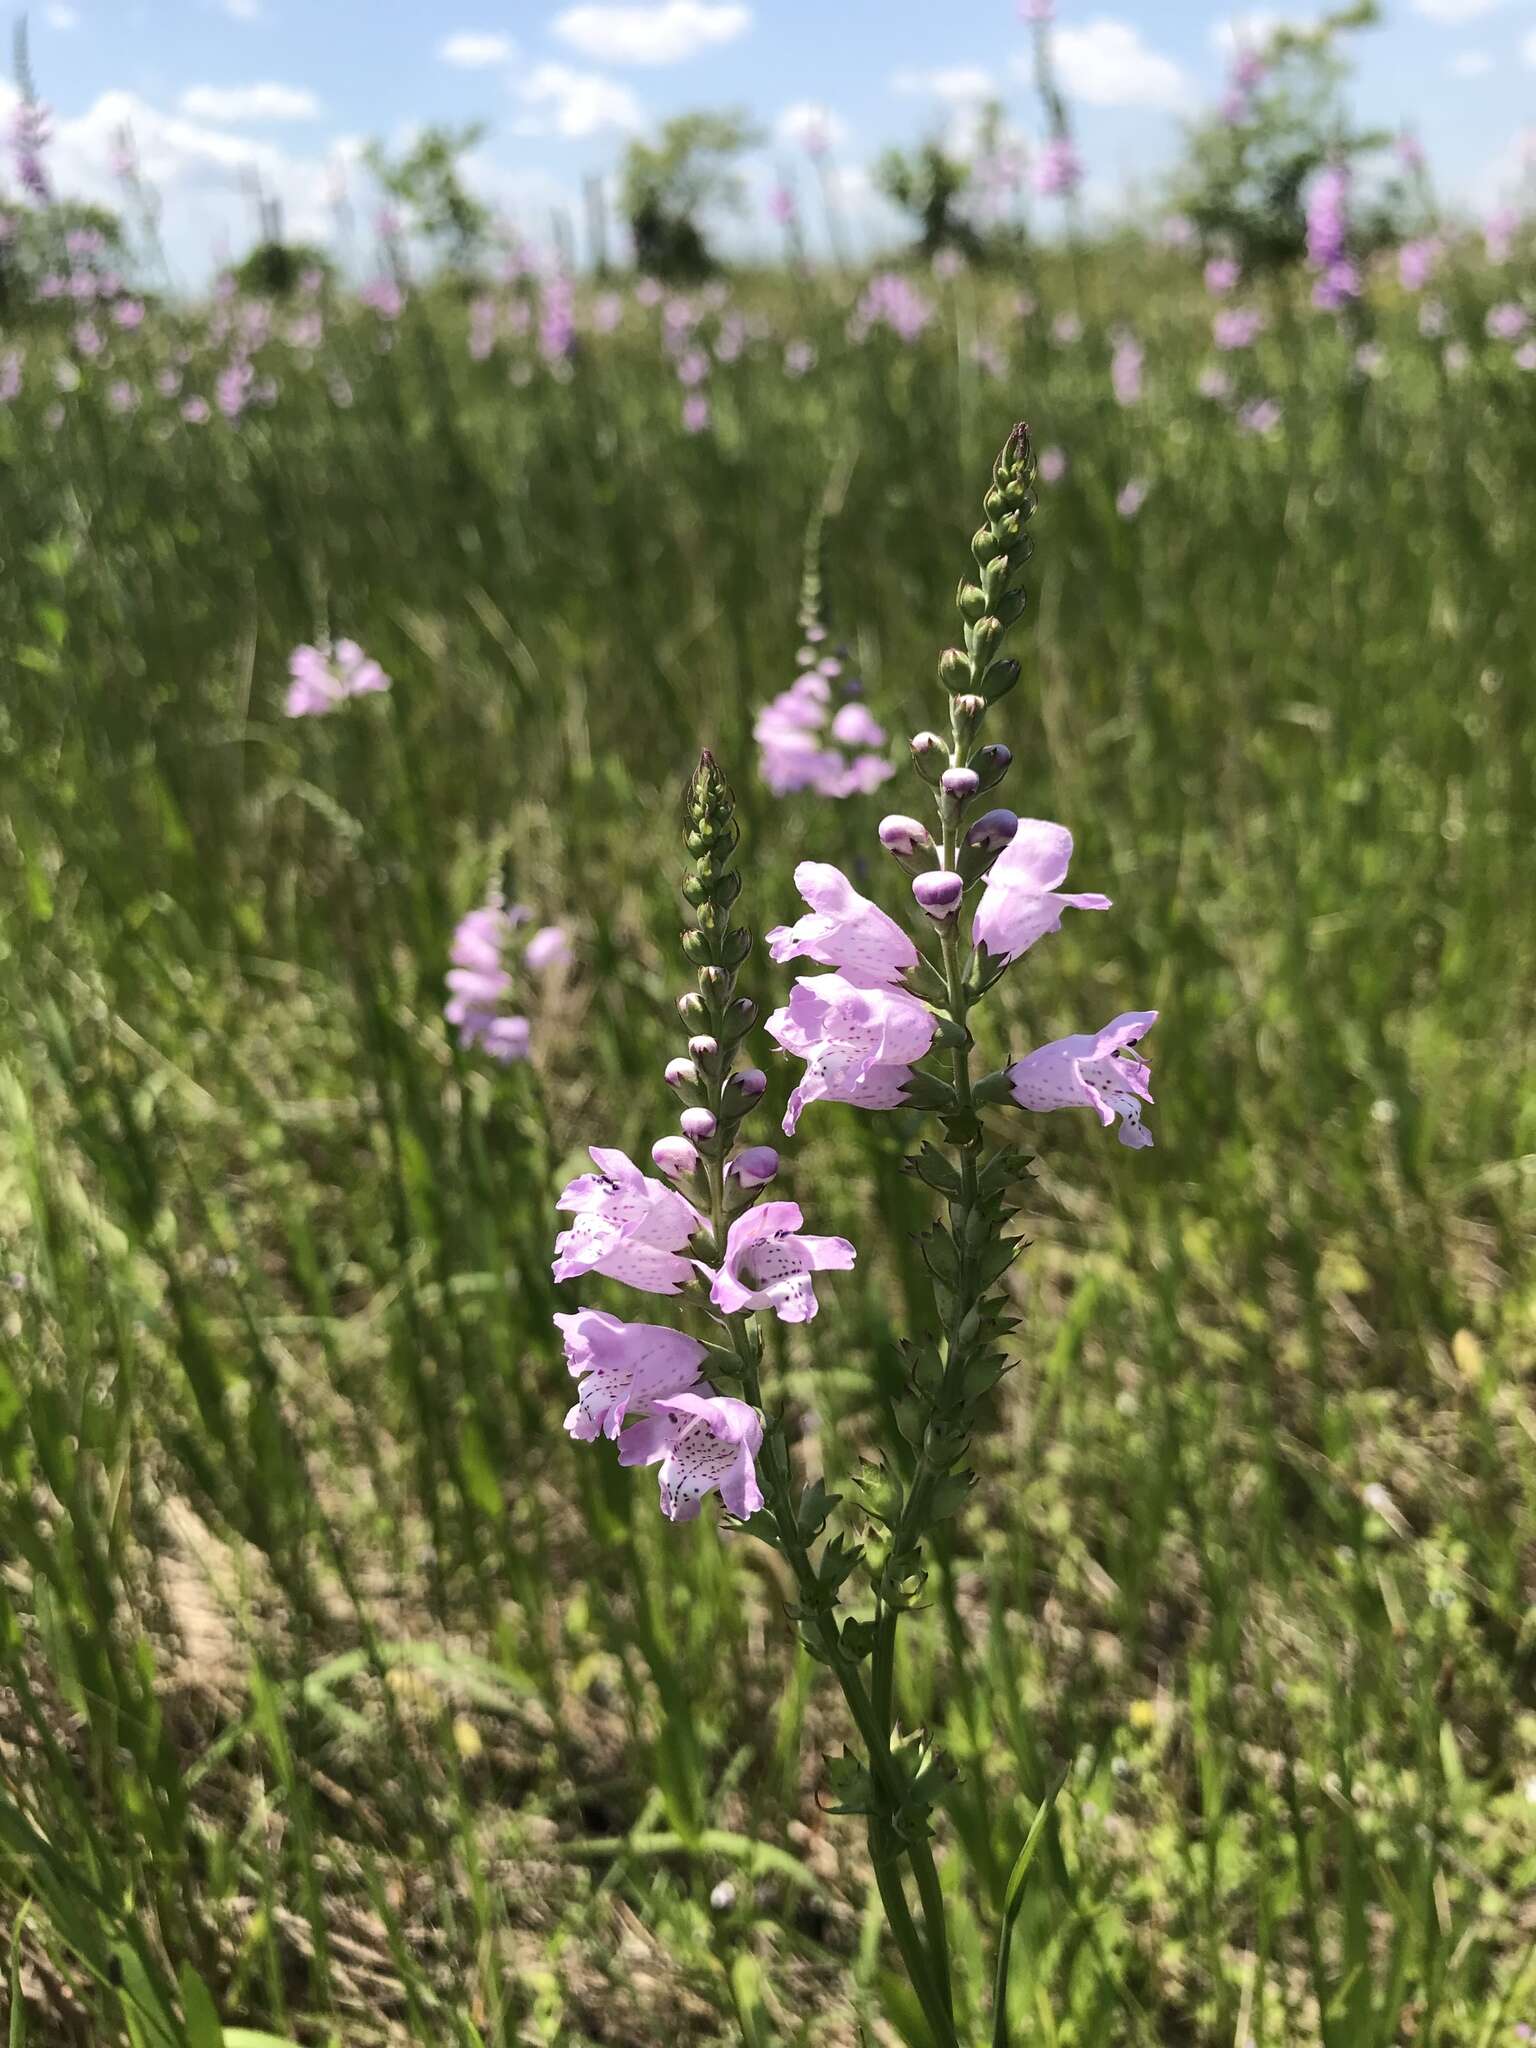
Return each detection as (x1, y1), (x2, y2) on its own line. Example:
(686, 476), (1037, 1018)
(651, 1135), (700, 1179)
(664, 1057), (698, 1089)
(698, 965), (730, 1002)
(937, 646), (970, 692)
(677, 992), (708, 1028)
(913, 869), (965, 921)
(975, 743), (1012, 789)
(910, 732), (947, 783)
(965, 807), (1019, 852)
(879, 813), (932, 856)
(953, 693), (986, 726)
(680, 1106), (718, 1142)
(728, 1066), (767, 1101)
(941, 767), (980, 801)
(722, 995), (757, 1040)
(688, 1034), (720, 1063)
(729, 1145), (779, 1186)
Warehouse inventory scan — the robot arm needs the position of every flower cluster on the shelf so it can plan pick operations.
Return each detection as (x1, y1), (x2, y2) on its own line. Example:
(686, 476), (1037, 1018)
(1306, 165), (1360, 312)
(755, 530), (893, 800)
(765, 427), (1160, 1157)
(552, 755), (855, 1521)
(284, 639), (391, 718)
(445, 902), (568, 1063)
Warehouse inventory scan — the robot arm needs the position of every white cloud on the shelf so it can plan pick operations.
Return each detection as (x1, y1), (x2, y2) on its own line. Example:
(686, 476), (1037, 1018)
(178, 84), (321, 123)
(513, 63), (643, 137)
(891, 65), (995, 102)
(438, 32), (517, 68)
(775, 100), (848, 150)
(1451, 46), (1493, 72)
(550, 1), (751, 65)
(45, 4), (80, 27)
(1047, 19), (1190, 110)
(1412, 0), (1499, 20)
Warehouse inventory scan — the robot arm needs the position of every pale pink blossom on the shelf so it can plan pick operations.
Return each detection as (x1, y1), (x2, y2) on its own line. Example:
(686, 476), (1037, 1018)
(708, 1201), (855, 1323)
(1007, 1011), (1157, 1148)
(767, 973), (937, 1134)
(767, 862), (917, 987)
(554, 1148), (705, 1293)
(618, 1391), (764, 1522)
(972, 820), (1109, 966)
(557, 1309), (707, 1441)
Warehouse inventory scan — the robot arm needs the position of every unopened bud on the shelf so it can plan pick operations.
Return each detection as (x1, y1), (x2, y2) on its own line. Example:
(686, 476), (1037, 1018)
(937, 646), (970, 692)
(913, 870), (965, 921)
(975, 743), (1012, 789)
(688, 1034), (719, 1063)
(680, 1106), (718, 1142)
(910, 732), (947, 783)
(724, 1064), (765, 1114)
(652, 1136), (700, 1179)
(665, 1057), (698, 1089)
(729, 1145), (779, 1187)
(940, 767), (980, 801)
(677, 992), (707, 1028)
(879, 814), (932, 856)
(965, 807), (1018, 852)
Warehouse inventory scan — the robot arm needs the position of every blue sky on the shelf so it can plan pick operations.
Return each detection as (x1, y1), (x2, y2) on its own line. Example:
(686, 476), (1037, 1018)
(15, 0), (1536, 279)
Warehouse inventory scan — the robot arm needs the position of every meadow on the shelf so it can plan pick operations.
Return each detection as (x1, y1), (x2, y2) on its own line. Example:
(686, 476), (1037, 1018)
(2, 232), (1535, 2047)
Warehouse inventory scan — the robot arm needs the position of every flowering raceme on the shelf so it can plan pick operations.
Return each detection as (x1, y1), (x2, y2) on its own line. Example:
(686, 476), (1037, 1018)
(550, 756), (856, 1524)
(284, 639), (391, 718)
(444, 901), (568, 1062)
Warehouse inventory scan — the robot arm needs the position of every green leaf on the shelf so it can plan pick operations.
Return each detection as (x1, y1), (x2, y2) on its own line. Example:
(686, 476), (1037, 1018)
(991, 1775), (1066, 2048)
(178, 1965), (224, 2048)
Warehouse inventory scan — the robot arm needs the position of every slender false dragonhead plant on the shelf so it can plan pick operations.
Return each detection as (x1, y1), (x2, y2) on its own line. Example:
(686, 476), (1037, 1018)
(552, 426), (1157, 2044)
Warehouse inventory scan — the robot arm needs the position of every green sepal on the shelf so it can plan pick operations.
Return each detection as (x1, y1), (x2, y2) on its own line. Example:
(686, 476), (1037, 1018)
(908, 1143), (962, 1195)
(822, 1750), (877, 1816)
(796, 1476), (841, 1545)
(841, 1615), (879, 1660)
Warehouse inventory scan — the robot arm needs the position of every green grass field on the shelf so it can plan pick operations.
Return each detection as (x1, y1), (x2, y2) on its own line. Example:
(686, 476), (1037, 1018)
(2, 243), (1535, 2046)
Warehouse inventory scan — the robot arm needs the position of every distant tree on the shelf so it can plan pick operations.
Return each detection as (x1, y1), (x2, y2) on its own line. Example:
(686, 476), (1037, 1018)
(620, 111), (758, 278)
(1172, 3), (1395, 274)
(233, 241), (334, 299)
(874, 139), (983, 260)
(364, 124), (490, 269)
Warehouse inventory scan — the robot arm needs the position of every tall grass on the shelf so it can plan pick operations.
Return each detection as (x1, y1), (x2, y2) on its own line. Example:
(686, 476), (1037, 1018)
(2, 241), (1534, 2045)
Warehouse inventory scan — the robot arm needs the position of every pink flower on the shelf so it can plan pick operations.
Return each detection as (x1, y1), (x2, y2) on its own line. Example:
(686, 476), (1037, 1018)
(1204, 257), (1240, 296)
(1486, 302), (1530, 342)
(1213, 307), (1264, 350)
(618, 1391), (764, 1522)
(972, 820), (1109, 966)
(767, 973), (937, 1134)
(284, 639), (391, 717)
(767, 862), (917, 987)
(1037, 445), (1067, 483)
(682, 392), (711, 433)
(446, 905), (566, 1061)
(708, 1201), (855, 1323)
(1116, 478), (1149, 520)
(755, 670), (891, 799)
(1007, 1011), (1158, 1149)
(1033, 137), (1082, 199)
(554, 1147), (705, 1293)
(556, 1309), (707, 1441)
(1111, 335), (1143, 406)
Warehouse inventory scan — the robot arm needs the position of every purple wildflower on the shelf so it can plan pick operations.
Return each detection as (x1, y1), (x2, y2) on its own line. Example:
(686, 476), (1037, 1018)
(1032, 136), (1082, 199)
(557, 1310), (708, 1442)
(553, 1148), (705, 1294)
(767, 973), (938, 1135)
(766, 862), (916, 987)
(618, 1391), (764, 1523)
(1007, 1011), (1158, 1148)
(1213, 307), (1265, 351)
(708, 1201), (855, 1323)
(972, 819), (1109, 966)
(284, 639), (391, 719)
